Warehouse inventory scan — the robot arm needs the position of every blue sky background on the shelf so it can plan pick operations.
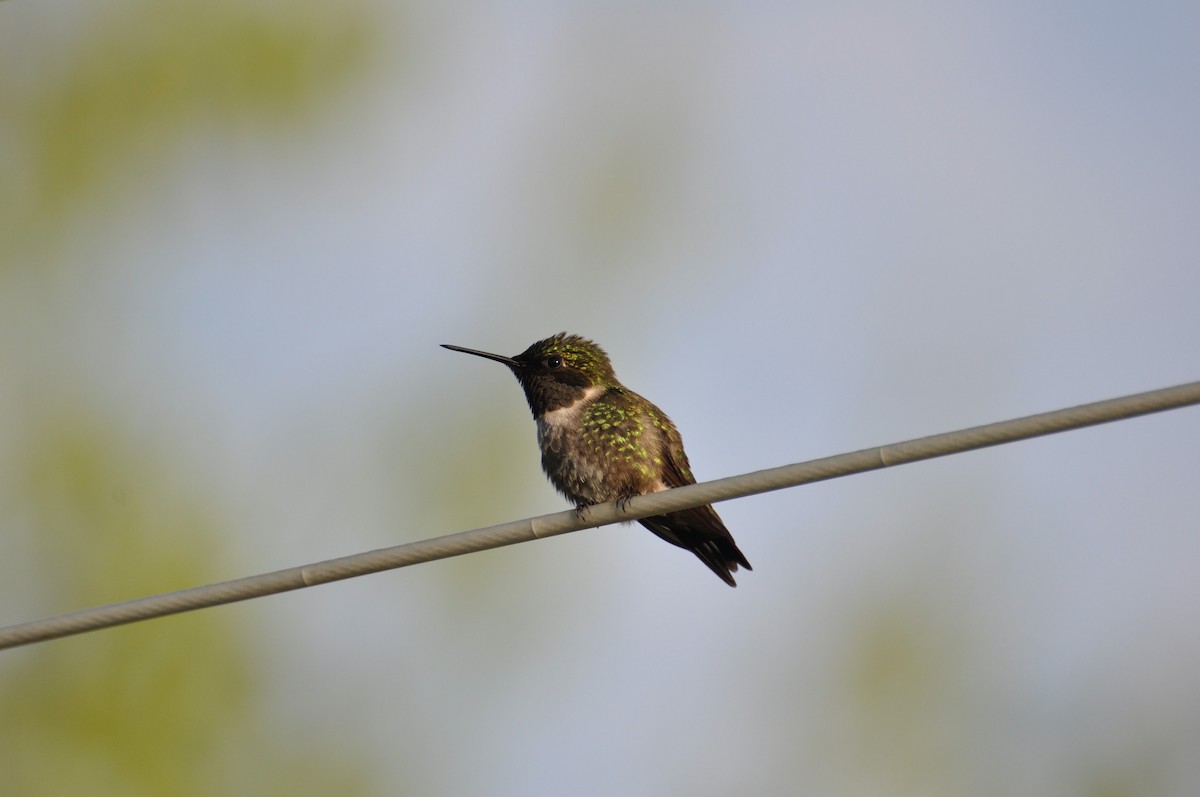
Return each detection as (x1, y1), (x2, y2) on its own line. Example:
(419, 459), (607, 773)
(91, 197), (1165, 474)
(2, 2), (1198, 795)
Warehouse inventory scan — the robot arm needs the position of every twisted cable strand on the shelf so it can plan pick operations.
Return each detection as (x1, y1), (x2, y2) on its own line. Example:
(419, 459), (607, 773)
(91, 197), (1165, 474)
(2, 380), (1197, 651)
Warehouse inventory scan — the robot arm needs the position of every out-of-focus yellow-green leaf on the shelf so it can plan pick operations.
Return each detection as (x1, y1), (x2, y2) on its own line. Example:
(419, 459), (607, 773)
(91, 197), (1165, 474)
(0, 414), (377, 796)
(0, 0), (376, 265)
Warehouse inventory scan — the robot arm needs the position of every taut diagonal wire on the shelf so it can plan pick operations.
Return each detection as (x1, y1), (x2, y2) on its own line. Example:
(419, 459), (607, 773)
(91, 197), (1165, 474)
(1, 380), (1198, 651)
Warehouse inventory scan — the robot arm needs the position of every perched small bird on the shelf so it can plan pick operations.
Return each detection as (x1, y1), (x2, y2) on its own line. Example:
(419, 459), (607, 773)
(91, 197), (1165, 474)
(442, 332), (751, 586)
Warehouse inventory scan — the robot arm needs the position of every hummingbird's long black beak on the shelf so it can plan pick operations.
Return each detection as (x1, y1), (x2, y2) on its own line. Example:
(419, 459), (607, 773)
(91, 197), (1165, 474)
(440, 344), (521, 368)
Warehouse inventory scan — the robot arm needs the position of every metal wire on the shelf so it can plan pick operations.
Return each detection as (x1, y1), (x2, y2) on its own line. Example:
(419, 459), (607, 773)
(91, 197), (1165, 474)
(2, 380), (1198, 651)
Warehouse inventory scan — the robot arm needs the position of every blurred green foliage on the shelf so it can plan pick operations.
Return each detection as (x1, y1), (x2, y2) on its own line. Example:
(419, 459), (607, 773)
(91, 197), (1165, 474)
(839, 601), (968, 795)
(0, 0), (374, 264)
(0, 1), (382, 793)
(0, 416), (375, 795)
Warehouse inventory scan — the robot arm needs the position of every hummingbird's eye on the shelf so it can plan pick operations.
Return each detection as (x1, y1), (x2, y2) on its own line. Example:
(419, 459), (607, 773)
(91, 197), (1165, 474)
(545, 355), (563, 368)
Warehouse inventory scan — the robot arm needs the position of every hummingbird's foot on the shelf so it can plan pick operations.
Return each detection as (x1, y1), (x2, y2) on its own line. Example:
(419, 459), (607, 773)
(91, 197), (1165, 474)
(574, 502), (591, 521)
(616, 495), (634, 514)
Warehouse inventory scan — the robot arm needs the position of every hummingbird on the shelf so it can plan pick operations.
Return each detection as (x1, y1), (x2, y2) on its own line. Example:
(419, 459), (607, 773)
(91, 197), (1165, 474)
(441, 332), (752, 586)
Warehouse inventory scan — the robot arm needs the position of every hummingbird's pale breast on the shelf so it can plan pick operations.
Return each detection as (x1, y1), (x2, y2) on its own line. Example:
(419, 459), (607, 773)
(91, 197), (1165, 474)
(536, 384), (610, 504)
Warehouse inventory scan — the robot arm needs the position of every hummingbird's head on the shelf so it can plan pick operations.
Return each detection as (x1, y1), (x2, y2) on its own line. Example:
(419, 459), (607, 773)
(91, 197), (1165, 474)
(441, 332), (617, 418)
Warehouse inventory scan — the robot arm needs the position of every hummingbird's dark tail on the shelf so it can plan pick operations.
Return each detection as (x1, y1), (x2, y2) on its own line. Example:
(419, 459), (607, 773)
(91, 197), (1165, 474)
(688, 537), (752, 587)
(638, 506), (752, 587)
